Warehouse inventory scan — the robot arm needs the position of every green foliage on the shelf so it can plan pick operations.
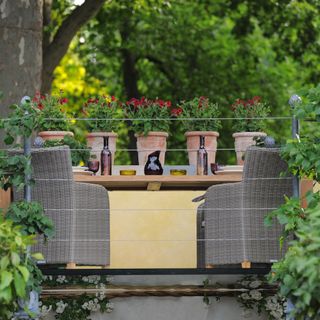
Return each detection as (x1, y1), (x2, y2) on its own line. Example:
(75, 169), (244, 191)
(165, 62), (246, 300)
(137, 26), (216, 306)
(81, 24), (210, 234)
(6, 201), (54, 241)
(124, 97), (171, 135)
(176, 97), (221, 132)
(264, 196), (303, 247)
(281, 137), (320, 182)
(294, 84), (320, 120)
(0, 100), (40, 145)
(82, 95), (122, 132)
(270, 202), (320, 319)
(43, 135), (90, 166)
(0, 217), (34, 319)
(33, 92), (71, 131)
(0, 152), (33, 191)
(232, 96), (271, 132)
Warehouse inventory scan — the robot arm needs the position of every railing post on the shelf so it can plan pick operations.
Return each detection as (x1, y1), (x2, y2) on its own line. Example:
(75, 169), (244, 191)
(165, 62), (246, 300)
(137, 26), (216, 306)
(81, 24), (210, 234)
(286, 94), (302, 320)
(15, 96), (39, 319)
(289, 94), (301, 198)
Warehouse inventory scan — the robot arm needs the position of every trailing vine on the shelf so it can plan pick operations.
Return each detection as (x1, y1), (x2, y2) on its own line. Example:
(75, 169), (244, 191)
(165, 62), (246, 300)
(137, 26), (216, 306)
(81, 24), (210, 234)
(39, 275), (114, 319)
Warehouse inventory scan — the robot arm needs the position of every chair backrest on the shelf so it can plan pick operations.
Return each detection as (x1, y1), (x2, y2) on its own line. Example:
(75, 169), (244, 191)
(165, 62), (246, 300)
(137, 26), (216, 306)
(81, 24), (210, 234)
(242, 146), (289, 181)
(241, 146), (292, 261)
(242, 146), (292, 207)
(12, 146), (76, 263)
(30, 146), (74, 181)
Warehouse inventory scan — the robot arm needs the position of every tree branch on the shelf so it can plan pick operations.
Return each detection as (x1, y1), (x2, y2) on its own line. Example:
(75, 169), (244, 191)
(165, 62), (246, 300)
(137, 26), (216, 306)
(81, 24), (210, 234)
(42, 0), (106, 92)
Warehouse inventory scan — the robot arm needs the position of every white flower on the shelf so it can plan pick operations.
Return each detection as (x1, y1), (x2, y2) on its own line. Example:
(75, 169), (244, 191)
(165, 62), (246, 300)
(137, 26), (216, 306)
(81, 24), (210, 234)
(55, 300), (68, 314)
(240, 280), (251, 287)
(270, 310), (283, 320)
(249, 290), (263, 301)
(56, 275), (68, 284)
(240, 293), (251, 300)
(249, 280), (262, 289)
(40, 304), (52, 316)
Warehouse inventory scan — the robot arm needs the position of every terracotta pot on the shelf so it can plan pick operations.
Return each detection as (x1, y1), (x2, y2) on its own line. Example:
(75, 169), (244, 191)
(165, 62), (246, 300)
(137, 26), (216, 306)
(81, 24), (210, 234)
(86, 132), (117, 171)
(233, 132), (267, 165)
(38, 131), (73, 141)
(135, 131), (168, 166)
(185, 131), (219, 166)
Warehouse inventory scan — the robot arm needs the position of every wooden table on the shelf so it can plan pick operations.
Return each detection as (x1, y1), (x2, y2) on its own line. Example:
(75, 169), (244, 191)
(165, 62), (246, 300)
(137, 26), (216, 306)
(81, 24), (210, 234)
(74, 173), (243, 190)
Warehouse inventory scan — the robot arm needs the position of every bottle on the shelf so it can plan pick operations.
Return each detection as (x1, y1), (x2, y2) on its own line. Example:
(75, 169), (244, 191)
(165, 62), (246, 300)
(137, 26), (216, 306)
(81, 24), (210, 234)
(144, 150), (163, 175)
(101, 136), (112, 175)
(197, 135), (208, 175)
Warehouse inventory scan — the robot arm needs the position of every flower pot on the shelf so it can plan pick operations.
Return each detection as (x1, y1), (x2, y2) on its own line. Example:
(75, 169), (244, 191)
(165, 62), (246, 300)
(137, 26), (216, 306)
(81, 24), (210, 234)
(38, 131), (73, 141)
(86, 132), (117, 171)
(135, 131), (168, 166)
(185, 131), (219, 166)
(233, 132), (267, 165)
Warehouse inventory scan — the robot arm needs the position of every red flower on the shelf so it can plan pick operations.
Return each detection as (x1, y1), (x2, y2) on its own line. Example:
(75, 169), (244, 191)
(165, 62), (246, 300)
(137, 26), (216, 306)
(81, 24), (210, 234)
(158, 100), (165, 107)
(198, 96), (208, 108)
(171, 107), (183, 117)
(111, 96), (116, 101)
(37, 103), (44, 110)
(165, 101), (172, 107)
(59, 97), (68, 105)
(252, 96), (261, 103)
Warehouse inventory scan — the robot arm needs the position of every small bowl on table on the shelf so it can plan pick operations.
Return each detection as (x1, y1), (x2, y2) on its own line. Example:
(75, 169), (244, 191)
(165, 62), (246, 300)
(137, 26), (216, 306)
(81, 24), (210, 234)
(120, 169), (136, 176)
(170, 169), (187, 176)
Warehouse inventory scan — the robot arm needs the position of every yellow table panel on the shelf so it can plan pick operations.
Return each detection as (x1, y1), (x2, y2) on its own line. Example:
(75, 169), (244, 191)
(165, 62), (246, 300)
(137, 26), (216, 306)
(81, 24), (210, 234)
(109, 191), (204, 269)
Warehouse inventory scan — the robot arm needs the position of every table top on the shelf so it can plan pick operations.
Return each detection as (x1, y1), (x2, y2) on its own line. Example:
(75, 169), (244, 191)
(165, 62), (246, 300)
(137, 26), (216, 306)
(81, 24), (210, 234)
(74, 172), (243, 190)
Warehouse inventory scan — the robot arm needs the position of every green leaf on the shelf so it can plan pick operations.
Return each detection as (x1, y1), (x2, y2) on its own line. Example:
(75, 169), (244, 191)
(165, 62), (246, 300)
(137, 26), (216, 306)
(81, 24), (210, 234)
(13, 270), (26, 298)
(17, 266), (29, 282)
(11, 252), (20, 266)
(31, 253), (44, 261)
(0, 256), (9, 270)
(0, 286), (13, 303)
(0, 271), (13, 290)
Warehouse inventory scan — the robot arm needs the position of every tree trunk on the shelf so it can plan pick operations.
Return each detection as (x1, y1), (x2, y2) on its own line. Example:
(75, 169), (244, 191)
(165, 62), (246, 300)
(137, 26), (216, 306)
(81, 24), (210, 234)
(0, 0), (43, 146)
(121, 25), (140, 165)
(41, 0), (105, 93)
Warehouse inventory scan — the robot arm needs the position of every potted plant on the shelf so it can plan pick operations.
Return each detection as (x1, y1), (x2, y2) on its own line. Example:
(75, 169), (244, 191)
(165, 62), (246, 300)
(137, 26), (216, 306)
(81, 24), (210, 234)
(32, 91), (73, 141)
(82, 95), (120, 165)
(232, 96), (270, 164)
(174, 97), (221, 166)
(124, 97), (171, 166)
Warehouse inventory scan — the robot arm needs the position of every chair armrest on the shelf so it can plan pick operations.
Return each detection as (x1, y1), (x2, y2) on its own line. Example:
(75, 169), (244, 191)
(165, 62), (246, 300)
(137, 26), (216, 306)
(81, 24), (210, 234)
(204, 182), (243, 204)
(74, 182), (109, 211)
(203, 182), (244, 265)
(73, 182), (110, 266)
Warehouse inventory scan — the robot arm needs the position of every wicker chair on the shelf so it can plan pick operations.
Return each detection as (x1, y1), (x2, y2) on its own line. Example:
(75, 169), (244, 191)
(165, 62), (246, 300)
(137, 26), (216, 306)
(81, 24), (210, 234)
(196, 147), (292, 267)
(13, 146), (110, 266)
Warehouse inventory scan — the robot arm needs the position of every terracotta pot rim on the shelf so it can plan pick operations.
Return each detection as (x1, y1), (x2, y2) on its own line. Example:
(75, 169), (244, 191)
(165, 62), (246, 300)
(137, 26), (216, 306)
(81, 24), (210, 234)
(86, 132), (118, 138)
(232, 132), (266, 138)
(38, 131), (74, 136)
(185, 131), (219, 137)
(135, 131), (169, 138)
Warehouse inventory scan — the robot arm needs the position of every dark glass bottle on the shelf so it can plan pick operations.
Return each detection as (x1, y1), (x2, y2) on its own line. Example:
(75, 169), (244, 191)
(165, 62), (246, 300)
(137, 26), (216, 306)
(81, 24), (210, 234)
(144, 150), (163, 175)
(101, 137), (112, 175)
(197, 135), (208, 175)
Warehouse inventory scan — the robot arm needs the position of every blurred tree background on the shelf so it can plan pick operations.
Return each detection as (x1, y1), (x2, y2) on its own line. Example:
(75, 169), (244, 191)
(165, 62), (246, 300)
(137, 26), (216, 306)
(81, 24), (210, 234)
(45, 0), (320, 165)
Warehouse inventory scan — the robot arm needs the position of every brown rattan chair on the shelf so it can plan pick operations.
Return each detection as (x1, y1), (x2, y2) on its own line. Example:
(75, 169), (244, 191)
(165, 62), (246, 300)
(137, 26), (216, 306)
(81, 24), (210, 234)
(13, 146), (110, 266)
(195, 146), (292, 267)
